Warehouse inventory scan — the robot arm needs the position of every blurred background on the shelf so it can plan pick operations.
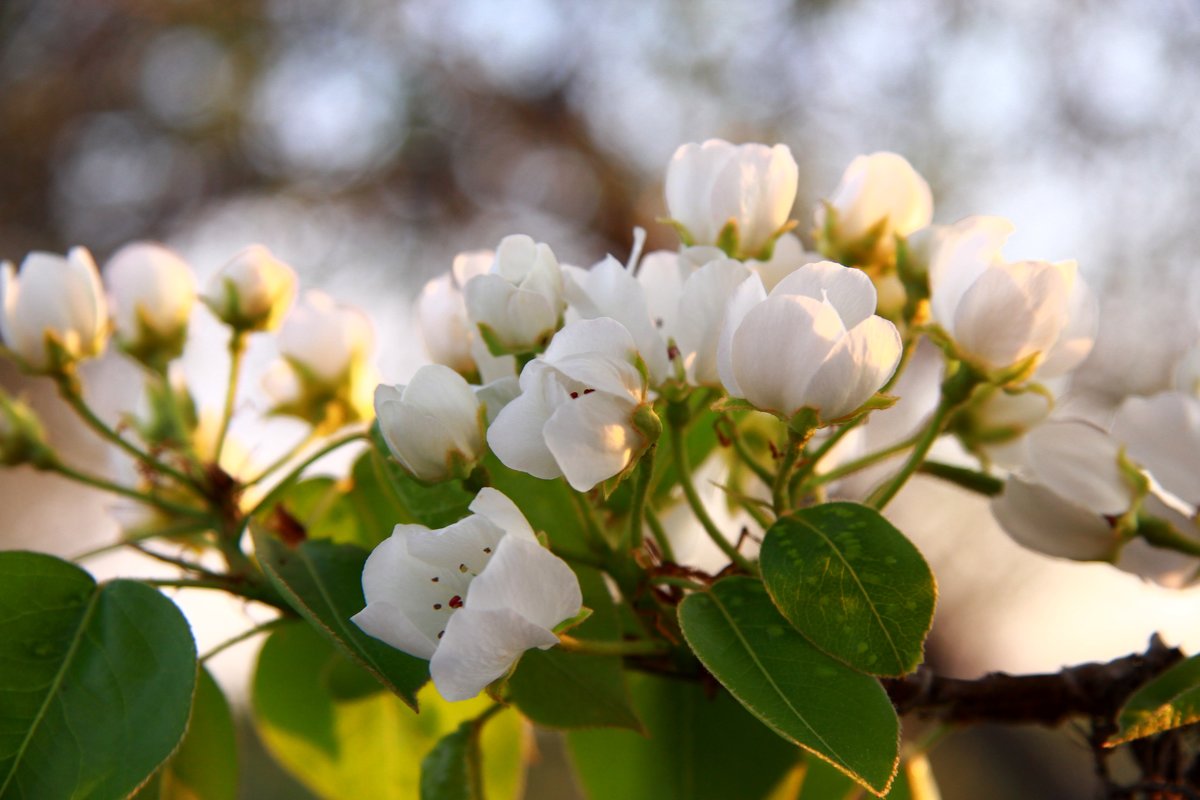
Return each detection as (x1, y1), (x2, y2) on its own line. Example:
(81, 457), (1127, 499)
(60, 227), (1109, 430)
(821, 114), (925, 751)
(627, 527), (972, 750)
(3, 0), (1200, 797)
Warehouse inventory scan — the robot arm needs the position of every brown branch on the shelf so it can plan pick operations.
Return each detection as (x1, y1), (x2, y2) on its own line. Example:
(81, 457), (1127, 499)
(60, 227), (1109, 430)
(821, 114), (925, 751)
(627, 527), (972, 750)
(883, 635), (1184, 727)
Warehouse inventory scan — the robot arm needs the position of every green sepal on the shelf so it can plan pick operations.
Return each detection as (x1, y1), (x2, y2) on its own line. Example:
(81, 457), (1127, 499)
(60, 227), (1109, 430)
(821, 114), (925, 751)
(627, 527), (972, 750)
(815, 202), (889, 268)
(553, 606), (594, 634)
(118, 305), (189, 374)
(477, 321), (554, 360)
(658, 217), (696, 247)
(748, 220), (799, 262)
(712, 396), (759, 414)
(0, 389), (56, 468)
(715, 218), (741, 259)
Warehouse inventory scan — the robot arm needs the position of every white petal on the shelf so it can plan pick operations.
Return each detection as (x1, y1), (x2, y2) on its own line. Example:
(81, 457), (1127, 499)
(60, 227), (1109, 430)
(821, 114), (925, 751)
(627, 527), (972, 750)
(928, 216), (1015, 329)
(951, 260), (1070, 370)
(474, 376), (520, 425)
(1025, 420), (1132, 515)
(635, 250), (688, 339)
(1035, 261), (1098, 378)
(563, 257), (668, 383)
(665, 140), (737, 245)
(1113, 392), (1200, 504)
(729, 294), (842, 416)
(430, 607), (560, 701)
(770, 260), (878, 328)
(676, 259), (754, 386)
(487, 366), (563, 480)
(543, 392), (640, 491)
(991, 478), (1118, 560)
(544, 317), (637, 365)
(417, 274), (474, 372)
(351, 601), (440, 661)
(709, 143), (798, 255)
(804, 315), (902, 420)
(468, 487), (537, 542)
(466, 535), (582, 630)
(451, 249), (494, 288)
(715, 272), (767, 396)
(824, 152), (932, 241)
(749, 233), (819, 292)
(408, 514), (507, 577)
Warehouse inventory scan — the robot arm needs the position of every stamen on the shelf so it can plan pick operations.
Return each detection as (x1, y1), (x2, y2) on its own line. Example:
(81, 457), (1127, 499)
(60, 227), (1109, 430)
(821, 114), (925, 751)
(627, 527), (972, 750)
(483, 547), (492, 554)
(458, 563), (468, 573)
(449, 595), (464, 609)
(583, 388), (595, 395)
(437, 630), (444, 639)
(431, 576), (439, 583)
(433, 603), (442, 610)
(570, 391), (579, 399)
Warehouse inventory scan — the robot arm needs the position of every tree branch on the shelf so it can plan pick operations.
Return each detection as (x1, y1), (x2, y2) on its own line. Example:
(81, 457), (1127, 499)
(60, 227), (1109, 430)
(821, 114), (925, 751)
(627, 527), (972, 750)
(883, 635), (1183, 727)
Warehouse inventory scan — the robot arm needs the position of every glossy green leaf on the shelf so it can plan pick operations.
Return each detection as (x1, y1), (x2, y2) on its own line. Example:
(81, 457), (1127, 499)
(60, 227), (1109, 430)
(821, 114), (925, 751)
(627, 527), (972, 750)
(364, 426), (473, 529)
(679, 577), (899, 796)
(420, 722), (478, 800)
(280, 476), (369, 547)
(507, 568), (641, 731)
(760, 503), (936, 676)
(1108, 653), (1200, 745)
(0, 551), (197, 800)
(251, 529), (427, 707)
(252, 623), (523, 800)
(793, 753), (926, 800)
(569, 672), (798, 800)
(136, 665), (237, 800)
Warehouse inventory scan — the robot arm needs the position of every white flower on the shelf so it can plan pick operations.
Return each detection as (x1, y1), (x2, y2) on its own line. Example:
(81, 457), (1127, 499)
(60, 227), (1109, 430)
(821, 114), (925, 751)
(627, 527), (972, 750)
(665, 139), (798, 258)
(562, 251), (683, 385)
(104, 242), (195, 365)
(674, 257), (759, 387)
(278, 291), (373, 387)
(927, 216), (1097, 377)
(462, 235), (565, 354)
(816, 152), (932, 250)
(746, 233), (823, 293)
(0, 247), (108, 372)
(487, 318), (650, 491)
(418, 250), (515, 382)
(1112, 392), (1200, 507)
(717, 261), (902, 423)
(375, 364), (486, 483)
(203, 244), (296, 332)
(352, 488), (582, 701)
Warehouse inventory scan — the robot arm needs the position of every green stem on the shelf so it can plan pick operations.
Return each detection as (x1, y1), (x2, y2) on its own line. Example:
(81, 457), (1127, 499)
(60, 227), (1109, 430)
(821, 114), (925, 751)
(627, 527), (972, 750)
(725, 418), (774, 487)
(644, 507), (676, 563)
(246, 428), (318, 487)
(669, 413), (756, 574)
(558, 635), (670, 657)
(867, 365), (980, 511)
(802, 429), (923, 490)
(201, 618), (291, 661)
(214, 332), (246, 466)
(918, 461), (1004, 497)
(71, 520), (213, 561)
(45, 459), (210, 521)
(771, 428), (810, 515)
(791, 417), (864, 491)
(568, 488), (612, 555)
(142, 577), (292, 612)
(626, 445), (656, 552)
(131, 543), (226, 579)
(55, 373), (202, 492)
(245, 430), (368, 523)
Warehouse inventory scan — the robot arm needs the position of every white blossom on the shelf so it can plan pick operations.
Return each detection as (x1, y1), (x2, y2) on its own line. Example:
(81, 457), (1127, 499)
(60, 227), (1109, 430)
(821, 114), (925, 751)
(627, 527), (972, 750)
(487, 318), (650, 491)
(665, 139), (798, 258)
(462, 235), (565, 354)
(352, 488), (582, 701)
(104, 242), (195, 364)
(418, 250), (514, 382)
(203, 244), (296, 332)
(816, 152), (932, 250)
(927, 216), (1097, 377)
(375, 365), (486, 483)
(0, 247), (108, 371)
(717, 261), (902, 423)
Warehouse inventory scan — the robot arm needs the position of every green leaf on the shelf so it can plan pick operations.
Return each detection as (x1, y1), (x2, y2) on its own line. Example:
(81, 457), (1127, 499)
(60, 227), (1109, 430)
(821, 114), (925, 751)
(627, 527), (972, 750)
(568, 672), (798, 800)
(760, 503), (936, 676)
(421, 721), (481, 800)
(507, 567), (641, 731)
(0, 551), (197, 800)
(678, 577), (899, 796)
(1108, 653), (1200, 745)
(253, 623), (522, 800)
(280, 476), (369, 547)
(251, 529), (428, 707)
(364, 426), (473, 529)
(136, 665), (238, 800)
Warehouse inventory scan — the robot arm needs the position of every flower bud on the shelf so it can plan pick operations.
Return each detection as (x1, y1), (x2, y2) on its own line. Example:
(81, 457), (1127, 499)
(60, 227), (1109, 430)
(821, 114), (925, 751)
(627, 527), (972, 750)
(0, 248), (108, 373)
(203, 245), (296, 332)
(0, 389), (54, 468)
(266, 291), (375, 427)
(462, 235), (565, 355)
(417, 250), (515, 382)
(375, 365), (486, 482)
(104, 242), (195, 369)
(665, 139), (798, 259)
(816, 152), (932, 264)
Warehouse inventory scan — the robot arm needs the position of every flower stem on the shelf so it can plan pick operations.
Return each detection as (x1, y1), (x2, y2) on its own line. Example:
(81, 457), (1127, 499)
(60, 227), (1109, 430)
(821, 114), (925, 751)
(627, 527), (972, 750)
(201, 617), (291, 661)
(867, 365), (980, 511)
(790, 416), (864, 491)
(54, 372), (202, 493)
(214, 332), (246, 466)
(44, 459), (211, 521)
(802, 429), (923, 490)
(919, 460), (1004, 497)
(558, 634), (670, 657)
(245, 430), (368, 523)
(669, 412), (756, 574)
(245, 428), (319, 487)
(141, 577), (292, 611)
(771, 430), (807, 515)
(644, 507), (676, 563)
(626, 444), (656, 553)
